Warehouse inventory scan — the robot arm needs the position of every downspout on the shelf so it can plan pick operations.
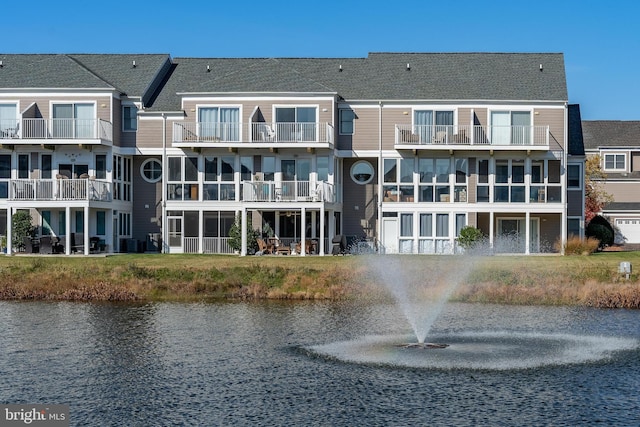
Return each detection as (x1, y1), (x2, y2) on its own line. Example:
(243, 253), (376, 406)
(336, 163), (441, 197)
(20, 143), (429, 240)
(377, 101), (383, 252)
(161, 113), (167, 253)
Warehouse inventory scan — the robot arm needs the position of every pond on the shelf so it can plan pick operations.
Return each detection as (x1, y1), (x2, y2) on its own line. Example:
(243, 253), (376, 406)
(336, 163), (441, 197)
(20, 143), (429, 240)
(0, 301), (638, 426)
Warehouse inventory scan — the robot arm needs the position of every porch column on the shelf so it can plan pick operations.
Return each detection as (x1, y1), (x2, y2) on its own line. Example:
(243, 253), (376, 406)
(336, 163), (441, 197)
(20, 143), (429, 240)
(240, 208), (247, 256)
(327, 209), (335, 256)
(489, 211), (494, 249)
(6, 207), (12, 255)
(65, 206), (71, 255)
(84, 206), (90, 255)
(525, 211), (530, 255)
(300, 206), (307, 256)
(319, 206), (326, 256)
(198, 210), (204, 254)
(106, 209), (113, 254)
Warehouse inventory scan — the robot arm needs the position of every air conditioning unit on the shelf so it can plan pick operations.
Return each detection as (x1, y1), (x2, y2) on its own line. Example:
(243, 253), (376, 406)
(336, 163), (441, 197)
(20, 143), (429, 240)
(254, 172), (264, 181)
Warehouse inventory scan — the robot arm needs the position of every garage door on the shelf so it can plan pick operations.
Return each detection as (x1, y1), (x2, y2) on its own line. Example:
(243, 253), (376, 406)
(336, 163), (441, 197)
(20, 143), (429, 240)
(615, 218), (640, 244)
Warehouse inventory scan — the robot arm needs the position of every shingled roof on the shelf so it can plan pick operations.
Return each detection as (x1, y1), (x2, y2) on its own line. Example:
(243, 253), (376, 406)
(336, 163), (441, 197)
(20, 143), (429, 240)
(147, 52), (567, 111)
(567, 104), (585, 156)
(0, 53), (171, 103)
(582, 121), (640, 150)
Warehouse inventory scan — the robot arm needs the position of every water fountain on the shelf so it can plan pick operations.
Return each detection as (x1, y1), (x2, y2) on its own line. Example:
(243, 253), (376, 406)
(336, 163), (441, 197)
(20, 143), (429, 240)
(308, 241), (639, 370)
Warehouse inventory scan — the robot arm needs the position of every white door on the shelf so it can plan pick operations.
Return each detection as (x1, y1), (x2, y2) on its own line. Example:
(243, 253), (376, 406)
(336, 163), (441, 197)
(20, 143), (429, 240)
(382, 217), (398, 254)
(168, 216), (183, 253)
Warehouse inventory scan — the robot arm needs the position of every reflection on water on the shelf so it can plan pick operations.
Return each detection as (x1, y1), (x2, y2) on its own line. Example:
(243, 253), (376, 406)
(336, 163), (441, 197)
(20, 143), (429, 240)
(0, 301), (639, 426)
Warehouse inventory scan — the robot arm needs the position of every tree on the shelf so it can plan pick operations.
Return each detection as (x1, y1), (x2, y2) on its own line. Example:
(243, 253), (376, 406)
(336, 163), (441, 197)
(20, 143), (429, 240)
(12, 210), (35, 251)
(585, 155), (613, 224)
(228, 215), (260, 254)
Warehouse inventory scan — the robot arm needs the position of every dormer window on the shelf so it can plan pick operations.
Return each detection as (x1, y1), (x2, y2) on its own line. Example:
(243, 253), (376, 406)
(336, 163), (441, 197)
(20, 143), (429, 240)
(123, 105), (138, 131)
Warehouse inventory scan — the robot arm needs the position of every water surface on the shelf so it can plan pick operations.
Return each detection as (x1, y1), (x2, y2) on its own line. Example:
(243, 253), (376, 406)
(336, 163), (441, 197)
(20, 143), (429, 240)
(0, 301), (638, 426)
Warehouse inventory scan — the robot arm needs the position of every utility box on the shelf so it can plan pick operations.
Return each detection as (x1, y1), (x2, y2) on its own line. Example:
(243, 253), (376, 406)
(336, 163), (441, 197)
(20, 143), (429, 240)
(619, 261), (632, 279)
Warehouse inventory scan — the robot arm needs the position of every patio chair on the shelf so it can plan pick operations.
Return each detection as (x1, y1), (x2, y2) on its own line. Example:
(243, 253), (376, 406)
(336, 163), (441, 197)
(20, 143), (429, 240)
(39, 236), (53, 254)
(256, 238), (273, 255)
(331, 234), (347, 255)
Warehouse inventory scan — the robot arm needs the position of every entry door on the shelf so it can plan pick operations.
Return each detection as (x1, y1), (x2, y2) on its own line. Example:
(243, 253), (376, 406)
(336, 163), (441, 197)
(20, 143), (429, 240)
(168, 216), (183, 253)
(382, 217), (399, 254)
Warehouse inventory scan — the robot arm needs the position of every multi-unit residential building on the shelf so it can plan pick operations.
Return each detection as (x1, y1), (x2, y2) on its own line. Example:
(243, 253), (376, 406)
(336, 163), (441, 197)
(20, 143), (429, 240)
(582, 120), (640, 244)
(0, 52), (584, 256)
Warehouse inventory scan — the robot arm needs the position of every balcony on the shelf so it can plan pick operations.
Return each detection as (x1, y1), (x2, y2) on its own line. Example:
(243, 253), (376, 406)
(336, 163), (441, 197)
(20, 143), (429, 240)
(172, 122), (334, 149)
(6, 179), (112, 202)
(0, 119), (113, 145)
(242, 181), (335, 203)
(395, 124), (549, 151)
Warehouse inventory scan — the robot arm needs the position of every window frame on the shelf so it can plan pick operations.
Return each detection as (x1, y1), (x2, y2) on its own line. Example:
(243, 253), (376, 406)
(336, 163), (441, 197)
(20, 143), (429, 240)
(350, 160), (374, 185)
(567, 164), (582, 189)
(603, 153), (626, 172)
(122, 104), (138, 132)
(339, 108), (355, 135)
(140, 158), (162, 183)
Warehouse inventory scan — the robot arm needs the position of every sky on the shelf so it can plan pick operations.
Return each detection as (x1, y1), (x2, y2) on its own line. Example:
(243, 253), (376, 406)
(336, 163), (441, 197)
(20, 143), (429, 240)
(3, 0), (638, 120)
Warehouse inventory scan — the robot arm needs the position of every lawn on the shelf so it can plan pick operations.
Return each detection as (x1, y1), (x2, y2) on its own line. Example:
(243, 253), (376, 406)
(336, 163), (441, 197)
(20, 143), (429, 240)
(0, 252), (639, 307)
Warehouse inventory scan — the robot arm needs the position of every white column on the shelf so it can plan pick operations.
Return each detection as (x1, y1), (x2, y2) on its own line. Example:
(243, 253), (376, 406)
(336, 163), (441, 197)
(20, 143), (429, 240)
(198, 210), (204, 254)
(6, 207), (13, 255)
(319, 206), (325, 256)
(300, 207), (307, 256)
(489, 211), (494, 249)
(525, 211), (530, 255)
(65, 206), (71, 255)
(84, 206), (90, 255)
(240, 208), (247, 256)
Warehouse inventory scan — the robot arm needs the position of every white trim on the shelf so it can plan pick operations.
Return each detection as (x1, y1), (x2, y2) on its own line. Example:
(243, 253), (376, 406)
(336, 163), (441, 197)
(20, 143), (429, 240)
(140, 158), (163, 183)
(602, 152), (627, 172)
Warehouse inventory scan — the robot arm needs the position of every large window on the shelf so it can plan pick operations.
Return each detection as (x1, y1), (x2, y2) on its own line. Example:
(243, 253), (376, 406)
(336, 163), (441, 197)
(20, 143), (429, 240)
(122, 105), (138, 131)
(418, 158), (449, 202)
(567, 164), (581, 189)
(383, 158), (414, 202)
(52, 103), (95, 138)
(491, 111), (531, 145)
(113, 155), (132, 201)
(414, 110), (454, 143)
(0, 104), (18, 137)
(198, 107), (240, 141)
(203, 156), (235, 201)
(494, 159), (525, 203)
(604, 153), (625, 171)
(275, 106), (317, 141)
(167, 156), (199, 201)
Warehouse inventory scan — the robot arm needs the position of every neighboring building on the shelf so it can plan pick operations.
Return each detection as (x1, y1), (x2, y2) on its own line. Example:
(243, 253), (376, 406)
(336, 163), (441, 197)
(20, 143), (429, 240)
(583, 120), (640, 244)
(1, 52), (582, 255)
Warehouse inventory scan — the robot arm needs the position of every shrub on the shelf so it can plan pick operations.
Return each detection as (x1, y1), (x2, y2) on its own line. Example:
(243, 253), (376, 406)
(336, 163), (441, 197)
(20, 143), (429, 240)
(228, 215), (260, 253)
(557, 235), (600, 255)
(586, 216), (614, 249)
(457, 226), (485, 250)
(12, 210), (35, 250)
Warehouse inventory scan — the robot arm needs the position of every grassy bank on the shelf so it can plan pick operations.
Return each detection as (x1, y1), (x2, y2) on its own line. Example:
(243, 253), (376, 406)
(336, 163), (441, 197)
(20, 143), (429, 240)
(0, 252), (639, 308)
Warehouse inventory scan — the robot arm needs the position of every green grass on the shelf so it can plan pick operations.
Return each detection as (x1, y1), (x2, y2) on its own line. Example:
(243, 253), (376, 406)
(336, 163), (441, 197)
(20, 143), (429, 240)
(1, 252), (639, 307)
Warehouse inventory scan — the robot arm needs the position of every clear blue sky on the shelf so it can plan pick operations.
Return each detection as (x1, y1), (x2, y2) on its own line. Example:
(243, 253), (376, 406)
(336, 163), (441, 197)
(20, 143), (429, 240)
(4, 0), (638, 120)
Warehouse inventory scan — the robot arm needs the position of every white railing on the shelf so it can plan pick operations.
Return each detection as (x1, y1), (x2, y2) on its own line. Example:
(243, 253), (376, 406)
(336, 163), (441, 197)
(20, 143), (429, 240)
(182, 237), (234, 254)
(9, 178), (112, 201)
(242, 180), (335, 202)
(0, 118), (113, 142)
(396, 124), (549, 147)
(173, 122), (332, 144)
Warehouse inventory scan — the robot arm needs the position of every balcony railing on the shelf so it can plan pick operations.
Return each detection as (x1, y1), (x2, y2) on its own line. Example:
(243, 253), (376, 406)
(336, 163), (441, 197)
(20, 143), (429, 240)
(173, 122), (333, 144)
(242, 181), (335, 203)
(0, 118), (113, 142)
(8, 179), (112, 201)
(395, 124), (549, 147)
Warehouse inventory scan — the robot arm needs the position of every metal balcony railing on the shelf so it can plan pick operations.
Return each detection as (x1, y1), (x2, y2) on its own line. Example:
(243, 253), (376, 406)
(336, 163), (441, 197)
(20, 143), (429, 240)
(173, 122), (333, 144)
(395, 124), (549, 147)
(9, 179), (112, 201)
(242, 180), (335, 203)
(0, 118), (113, 142)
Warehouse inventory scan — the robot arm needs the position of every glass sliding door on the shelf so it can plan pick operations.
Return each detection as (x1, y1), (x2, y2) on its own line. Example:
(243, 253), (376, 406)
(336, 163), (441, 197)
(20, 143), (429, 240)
(198, 107), (240, 141)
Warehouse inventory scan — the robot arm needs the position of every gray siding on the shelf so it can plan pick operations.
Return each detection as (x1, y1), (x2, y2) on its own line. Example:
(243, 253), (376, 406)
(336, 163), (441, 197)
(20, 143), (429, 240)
(567, 191), (583, 216)
(535, 108), (565, 150)
(603, 182), (640, 203)
(131, 156), (163, 243)
(342, 158), (377, 239)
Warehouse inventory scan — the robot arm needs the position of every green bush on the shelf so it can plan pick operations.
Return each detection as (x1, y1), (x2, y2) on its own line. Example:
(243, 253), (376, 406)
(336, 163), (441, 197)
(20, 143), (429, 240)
(12, 210), (35, 250)
(228, 215), (260, 253)
(457, 226), (484, 250)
